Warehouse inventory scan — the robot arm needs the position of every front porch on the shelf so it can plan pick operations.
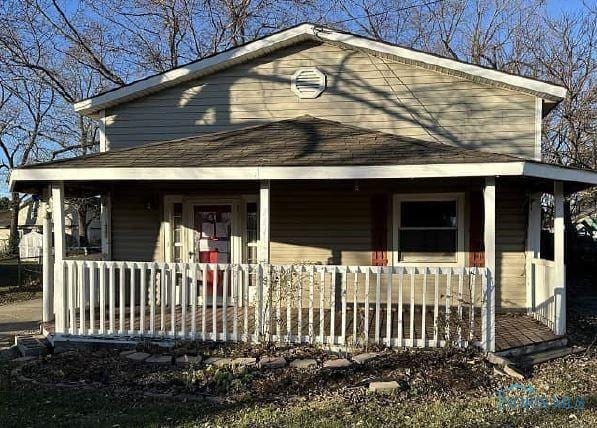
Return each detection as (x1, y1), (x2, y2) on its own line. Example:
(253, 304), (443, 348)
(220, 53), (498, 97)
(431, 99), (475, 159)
(10, 118), (585, 353)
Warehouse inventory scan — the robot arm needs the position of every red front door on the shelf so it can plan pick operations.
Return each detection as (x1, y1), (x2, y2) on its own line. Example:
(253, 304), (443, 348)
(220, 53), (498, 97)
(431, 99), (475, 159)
(193, 205), (232, 296)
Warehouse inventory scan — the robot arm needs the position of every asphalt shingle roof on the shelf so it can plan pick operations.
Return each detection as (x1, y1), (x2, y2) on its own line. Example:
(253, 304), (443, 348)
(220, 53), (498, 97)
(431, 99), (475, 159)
(24, 116), (520, 169)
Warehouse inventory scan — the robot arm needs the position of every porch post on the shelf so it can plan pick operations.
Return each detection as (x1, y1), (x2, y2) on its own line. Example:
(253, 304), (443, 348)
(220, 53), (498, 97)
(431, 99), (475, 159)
(51, 182), (66, 332)
(482, 177), (496, 352)
(553, 181), (566, 335)
(100, 192), (112, 260)
(42, 188), (54, 323)
(525, 193), (541, 312)
(258, 180), (270, 337)
(258, 180), (270, 263)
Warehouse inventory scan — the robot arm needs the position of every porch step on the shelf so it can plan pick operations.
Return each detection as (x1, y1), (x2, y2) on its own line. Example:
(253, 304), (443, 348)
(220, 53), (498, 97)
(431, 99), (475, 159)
(496, 337), (568, 358)
(518, 346), (585, 367)
(15, 335), (49, 358)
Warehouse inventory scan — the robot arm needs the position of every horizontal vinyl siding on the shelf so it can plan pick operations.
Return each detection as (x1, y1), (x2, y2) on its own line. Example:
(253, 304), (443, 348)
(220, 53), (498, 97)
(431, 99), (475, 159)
(111, 187), (162, 262)
(270, 188), (371, 266)
(106, 41), (536, 158)
(495, 183), (527, 310)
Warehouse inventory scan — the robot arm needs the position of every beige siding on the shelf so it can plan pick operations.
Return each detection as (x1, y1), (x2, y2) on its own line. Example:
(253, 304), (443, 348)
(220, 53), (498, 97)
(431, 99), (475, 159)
(270, 187), (371, 266)
(495, 182), (528, 310)
(111, 187), (162, 262)
(106, 41), (536, 158)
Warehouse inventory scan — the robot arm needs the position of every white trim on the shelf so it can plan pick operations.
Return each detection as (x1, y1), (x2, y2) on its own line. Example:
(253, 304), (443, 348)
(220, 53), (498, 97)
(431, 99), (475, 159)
(163, 195), (183, 263)
(240, 194), (259, 264)
(98, 110), (108, 152)
(73, 24), (565, 116)
(258, 180), (270, 263)
(392, 193), (465, 267)
(553, 181), (566, 336)
(534, 98), (542, 161)
(522, 162), (597, 184)
(11, 161), (597, 189)
(525, 192), (542, 311)
(51, 182), (66, 332)
(483, 177), (496, 352)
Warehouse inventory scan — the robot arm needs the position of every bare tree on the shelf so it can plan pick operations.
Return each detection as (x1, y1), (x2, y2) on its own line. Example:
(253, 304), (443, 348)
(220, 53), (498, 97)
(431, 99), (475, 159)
(0, 75), (57, 253)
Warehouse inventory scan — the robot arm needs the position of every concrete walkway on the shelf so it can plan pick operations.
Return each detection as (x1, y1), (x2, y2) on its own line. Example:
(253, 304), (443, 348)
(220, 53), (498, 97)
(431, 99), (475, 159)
(0, 298), (41, 348)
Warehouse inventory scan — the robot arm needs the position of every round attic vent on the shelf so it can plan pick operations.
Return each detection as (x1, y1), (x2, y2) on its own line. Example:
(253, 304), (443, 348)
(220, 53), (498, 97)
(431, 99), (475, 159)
(291, 67), (326, 99)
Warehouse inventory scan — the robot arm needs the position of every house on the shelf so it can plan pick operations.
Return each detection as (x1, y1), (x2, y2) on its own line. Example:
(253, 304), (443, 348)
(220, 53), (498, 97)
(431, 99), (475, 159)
(9, 24), (597, 353)
(0, 197), (101, 256)
(0, 198), (43, 253)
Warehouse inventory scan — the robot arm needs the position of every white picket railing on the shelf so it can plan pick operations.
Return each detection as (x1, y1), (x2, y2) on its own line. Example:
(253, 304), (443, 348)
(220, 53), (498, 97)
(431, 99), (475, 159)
(529, 258), (561, 334)
(53, 261), (495, 350)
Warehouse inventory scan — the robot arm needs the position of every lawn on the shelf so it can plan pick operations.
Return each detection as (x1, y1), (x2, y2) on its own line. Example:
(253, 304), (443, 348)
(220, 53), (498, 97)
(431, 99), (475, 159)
(0, 345), (594, 428)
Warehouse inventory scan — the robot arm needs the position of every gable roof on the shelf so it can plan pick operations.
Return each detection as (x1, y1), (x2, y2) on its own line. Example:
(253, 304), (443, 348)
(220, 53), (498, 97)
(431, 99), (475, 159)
(21, 116), (519, 169)
(74, 23), (567, 117)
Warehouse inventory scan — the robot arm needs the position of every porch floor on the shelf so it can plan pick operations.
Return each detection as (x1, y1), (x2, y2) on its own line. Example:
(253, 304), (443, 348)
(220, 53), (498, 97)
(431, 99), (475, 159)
(44, 306), (559, 352)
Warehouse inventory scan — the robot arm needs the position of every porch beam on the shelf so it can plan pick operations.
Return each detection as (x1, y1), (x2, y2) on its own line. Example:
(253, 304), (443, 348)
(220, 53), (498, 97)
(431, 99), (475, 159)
(51, 182), (66, 332)
(483, 177), (496, 352)
(10, 161), (597, 189)
(525, 193), (541, 312)
(553, 181), (566, 336)
(258, 180), (270, 263)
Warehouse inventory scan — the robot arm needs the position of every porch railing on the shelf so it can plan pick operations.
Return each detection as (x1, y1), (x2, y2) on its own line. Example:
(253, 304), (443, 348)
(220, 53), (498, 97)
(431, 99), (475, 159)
(52, 261), (495, 351)
(529, 258), (564, 335)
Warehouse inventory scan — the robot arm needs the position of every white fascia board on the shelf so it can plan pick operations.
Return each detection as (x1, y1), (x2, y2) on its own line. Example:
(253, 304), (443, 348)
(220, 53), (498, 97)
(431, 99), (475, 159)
(10, 162), (524, 190)
(73, 24), (314, 115)
(317, 29), (567, 100)
(523, 163), (597, 185)
(10, 162), (597, 192)
(74, 24), (566, 116)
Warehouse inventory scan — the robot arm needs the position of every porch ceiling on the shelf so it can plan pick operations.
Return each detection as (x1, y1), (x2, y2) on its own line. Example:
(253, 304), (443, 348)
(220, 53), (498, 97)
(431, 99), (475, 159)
(9, 116), (597, 192)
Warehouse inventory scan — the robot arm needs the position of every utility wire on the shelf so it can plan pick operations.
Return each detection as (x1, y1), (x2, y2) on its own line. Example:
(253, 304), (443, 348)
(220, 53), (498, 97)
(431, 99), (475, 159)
(327, 0), (445, 26)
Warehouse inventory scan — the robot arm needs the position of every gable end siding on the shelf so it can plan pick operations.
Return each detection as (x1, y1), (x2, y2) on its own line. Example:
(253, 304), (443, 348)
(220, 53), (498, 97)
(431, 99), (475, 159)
(105, 41), (537, 159)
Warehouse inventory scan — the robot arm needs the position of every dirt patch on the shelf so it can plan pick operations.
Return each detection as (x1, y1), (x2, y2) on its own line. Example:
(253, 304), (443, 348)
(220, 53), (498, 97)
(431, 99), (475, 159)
(19, 345), (503, 405)
(0, 283), (42, 306)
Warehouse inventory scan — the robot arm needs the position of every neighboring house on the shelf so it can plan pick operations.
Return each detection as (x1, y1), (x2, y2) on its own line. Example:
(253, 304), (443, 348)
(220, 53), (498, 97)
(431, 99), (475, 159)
(0, 198), (43, 255)
(9, 24), (597, 354)
(0, 197), (101, 255)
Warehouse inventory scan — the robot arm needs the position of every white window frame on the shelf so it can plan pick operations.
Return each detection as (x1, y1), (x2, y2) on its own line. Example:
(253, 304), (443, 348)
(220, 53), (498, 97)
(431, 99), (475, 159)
(241, 195), (259, 264)
(392, 193), (465, 267)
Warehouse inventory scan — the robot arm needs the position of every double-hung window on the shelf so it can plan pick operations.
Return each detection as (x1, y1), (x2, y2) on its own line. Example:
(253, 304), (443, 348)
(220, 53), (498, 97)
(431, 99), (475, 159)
(393, 194), (464, 265)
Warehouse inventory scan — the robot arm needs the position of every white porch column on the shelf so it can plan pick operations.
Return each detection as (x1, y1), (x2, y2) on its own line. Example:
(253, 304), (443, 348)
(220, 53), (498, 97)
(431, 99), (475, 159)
(100, 192), (112, 260)
(257, 180), (270, 336)
(42, 199), (54, 323)
(258, 180), (270, 264)
(51, 182), (66, 332)
(525, 193), (542, 312)
(553, 181), (566, 335)
(483, 177), (496, 352)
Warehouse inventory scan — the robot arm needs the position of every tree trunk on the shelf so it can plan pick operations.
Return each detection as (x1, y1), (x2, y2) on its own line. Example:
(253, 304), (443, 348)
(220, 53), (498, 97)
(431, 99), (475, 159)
(77, 206), (88, 247)
(8, 192), (20, 255)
